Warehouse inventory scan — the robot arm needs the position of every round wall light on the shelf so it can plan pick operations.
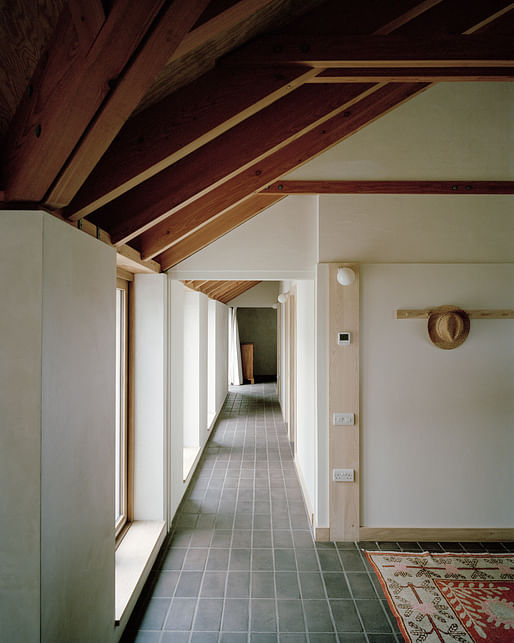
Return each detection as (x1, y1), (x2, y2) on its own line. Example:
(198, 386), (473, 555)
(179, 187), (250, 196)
(336, 267), (356, 286)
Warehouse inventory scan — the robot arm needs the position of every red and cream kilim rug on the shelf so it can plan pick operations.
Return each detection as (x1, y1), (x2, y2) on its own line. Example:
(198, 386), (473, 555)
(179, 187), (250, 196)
(365, 550), (514, 642)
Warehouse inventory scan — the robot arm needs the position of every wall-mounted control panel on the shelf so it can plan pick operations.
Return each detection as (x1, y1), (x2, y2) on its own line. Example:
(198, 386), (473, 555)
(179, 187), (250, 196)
(337, 331), (351, 345)
(333, 468), (354, 482)
(333, 412), (355, 426)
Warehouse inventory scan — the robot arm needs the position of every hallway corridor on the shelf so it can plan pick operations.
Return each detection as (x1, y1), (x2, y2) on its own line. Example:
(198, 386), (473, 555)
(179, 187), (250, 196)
(123, 384), (399, 642)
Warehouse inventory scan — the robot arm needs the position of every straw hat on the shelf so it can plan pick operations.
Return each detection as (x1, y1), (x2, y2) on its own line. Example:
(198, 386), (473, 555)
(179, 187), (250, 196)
(427, 305), (470, 350)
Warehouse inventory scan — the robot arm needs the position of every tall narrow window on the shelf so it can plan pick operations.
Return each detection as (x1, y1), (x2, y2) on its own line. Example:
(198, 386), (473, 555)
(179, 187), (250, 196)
(115, 279), (129, 536)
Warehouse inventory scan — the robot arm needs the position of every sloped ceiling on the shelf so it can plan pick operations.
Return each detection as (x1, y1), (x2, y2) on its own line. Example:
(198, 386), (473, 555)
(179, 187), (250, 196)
(1, 0), (513, 275)
(183, 279), (261, 304)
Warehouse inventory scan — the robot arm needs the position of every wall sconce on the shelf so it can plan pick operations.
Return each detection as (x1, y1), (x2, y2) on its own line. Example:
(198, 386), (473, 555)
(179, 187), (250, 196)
(336, 267), (355, 286)
(277, 292), (289, 304)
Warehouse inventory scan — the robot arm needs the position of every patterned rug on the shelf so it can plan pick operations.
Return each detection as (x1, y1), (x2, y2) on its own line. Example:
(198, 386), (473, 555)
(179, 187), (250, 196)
(365, 550), (514, 642)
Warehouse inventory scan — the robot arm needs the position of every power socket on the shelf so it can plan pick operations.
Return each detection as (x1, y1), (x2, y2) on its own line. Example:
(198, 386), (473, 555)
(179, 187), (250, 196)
(333, 468), (354, 482)
(333, 413), (354, 426)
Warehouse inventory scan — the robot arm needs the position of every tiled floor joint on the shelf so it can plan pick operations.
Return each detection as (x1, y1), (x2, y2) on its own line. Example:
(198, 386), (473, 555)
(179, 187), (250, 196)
(122, 383), (513, 643)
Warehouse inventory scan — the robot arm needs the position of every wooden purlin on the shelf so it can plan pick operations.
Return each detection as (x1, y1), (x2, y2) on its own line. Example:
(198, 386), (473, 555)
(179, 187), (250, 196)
(306, 67), (514, 82)
(219, 34), (514, 68)
(260, 180), (514, 195)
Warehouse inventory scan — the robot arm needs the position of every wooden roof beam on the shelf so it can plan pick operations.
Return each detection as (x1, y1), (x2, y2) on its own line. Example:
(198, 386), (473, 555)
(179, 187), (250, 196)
(66, 64), (318, 220)
(144, 82), (427, 262)
(307, 67), (514, 82)
(93, 83), (375, 246)
(65, 0), (456, 221)
(2, 0), (210, 205)
(157, 195), (285, 269)
(221, 34), (513, 68)
(261, 180), (514, 194)
(168, 0), (278, 63)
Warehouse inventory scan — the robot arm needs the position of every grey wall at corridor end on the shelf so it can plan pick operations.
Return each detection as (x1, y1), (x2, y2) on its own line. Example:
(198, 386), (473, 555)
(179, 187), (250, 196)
(237, 308), (277, 379)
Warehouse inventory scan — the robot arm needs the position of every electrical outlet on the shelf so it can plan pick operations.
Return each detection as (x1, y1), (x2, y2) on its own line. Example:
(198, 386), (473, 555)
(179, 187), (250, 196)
(333, 468), (354, 482)
(333, 413), (354, 425)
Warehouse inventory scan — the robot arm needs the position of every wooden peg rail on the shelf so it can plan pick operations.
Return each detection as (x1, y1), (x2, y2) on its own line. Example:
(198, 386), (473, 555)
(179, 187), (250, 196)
(396, 309), (514, 319)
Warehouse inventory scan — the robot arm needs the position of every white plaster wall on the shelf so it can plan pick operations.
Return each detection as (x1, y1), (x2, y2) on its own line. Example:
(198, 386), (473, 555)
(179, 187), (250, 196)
(40, 214), (115, 642)
(0, 212), (43, 642)
(285, 83), (514, 180)
(361, 264), (514, 527)
(295, 280), (317, 520)
(215, 301), (229, 414)
(319, 194), (513, 264)
(183, 289), (201, 448)
(208, 299), (217, 418)
(198, 293), (209, 439)
(168, 196), (318, 280)
(132, 274), (167, 520)
(227, 281), (279, 307)
(315, 264), (330, 528)
(168, 280), (185, 519)
(168, 283), (229, 520)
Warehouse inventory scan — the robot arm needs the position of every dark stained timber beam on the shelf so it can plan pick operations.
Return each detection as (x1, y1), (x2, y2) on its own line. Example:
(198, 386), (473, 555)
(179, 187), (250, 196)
(2, 0), (210, 205)
(168, 0), (277, 63)
(66, 65), (318, 220)
(94, 83), (376, 246)
(307, 67), (514, 82)
(145, 82), (428, 262)
(157, 195), (285, 269)
(221, 34), (514, 68)
(260, 180), (514, 195)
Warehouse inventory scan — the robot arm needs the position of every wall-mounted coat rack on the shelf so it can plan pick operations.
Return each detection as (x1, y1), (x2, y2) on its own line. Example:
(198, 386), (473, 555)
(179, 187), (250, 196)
(396, 306), (514, 350)
(396, 309), (514, 319)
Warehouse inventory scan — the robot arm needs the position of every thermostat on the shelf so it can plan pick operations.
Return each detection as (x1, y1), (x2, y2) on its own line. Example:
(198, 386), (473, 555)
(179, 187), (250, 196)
(337, 331), (351, 345)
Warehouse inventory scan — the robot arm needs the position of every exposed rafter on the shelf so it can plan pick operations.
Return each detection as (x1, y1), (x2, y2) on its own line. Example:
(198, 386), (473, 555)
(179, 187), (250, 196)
(66, 64), (317, 220)
(3, 0), (210, 206)
(139, 82), (428, 260)
(1, 0), (512, 272)
(93, 83), (376, 245)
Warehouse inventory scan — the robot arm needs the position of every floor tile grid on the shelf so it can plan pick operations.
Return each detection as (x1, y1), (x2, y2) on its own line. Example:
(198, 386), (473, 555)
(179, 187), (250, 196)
(183, 399), (244, 640)
(125, 386), (512, 643)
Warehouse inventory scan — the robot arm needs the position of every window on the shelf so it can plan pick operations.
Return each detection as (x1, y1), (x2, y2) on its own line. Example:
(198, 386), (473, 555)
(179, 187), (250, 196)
(115, 279), (129, 536)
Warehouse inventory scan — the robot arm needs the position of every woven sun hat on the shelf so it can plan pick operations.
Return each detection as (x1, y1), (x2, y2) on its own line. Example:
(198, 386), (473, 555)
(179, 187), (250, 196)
(427, 305), (470, 350)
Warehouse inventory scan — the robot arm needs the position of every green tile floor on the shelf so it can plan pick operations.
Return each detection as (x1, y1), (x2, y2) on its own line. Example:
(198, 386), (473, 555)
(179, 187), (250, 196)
(121, 384), (513, 643)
